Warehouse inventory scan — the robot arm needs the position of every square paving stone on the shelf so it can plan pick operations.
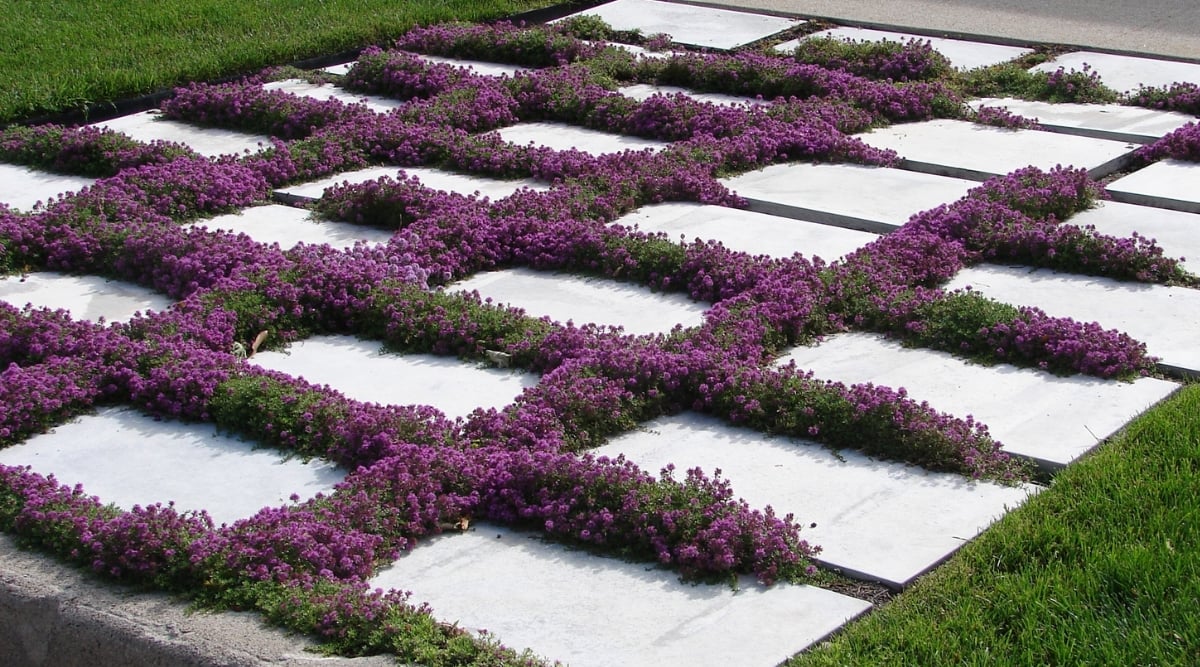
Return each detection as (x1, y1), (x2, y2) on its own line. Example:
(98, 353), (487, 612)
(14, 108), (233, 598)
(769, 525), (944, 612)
(0, 163), (95, 212)
(1107, 160), (1200, 214)
(1031, 51), (1200, 95)
(276, 165), (547, 202)
(0, 272), (173, 323)
(968, 97), (1194, 144)
(618, 83), (764, 106)
(1066, 200), (1200, 271)
(93, 110), (269, 157)
(775, 27), (1032, 70)
(614, 202), (878, 261)
(593, 413), (1036, 587)
(450, 267), (707, 335)
(0, 407), (344, 526)
(720, 162), (977, 233)
(250, 335), (536, 419)
(779, 332), (1178, 469)
(262, 79), (406, 113)
(322, 62), (355, 76)
(417, 54), (530, 77)
(191, 204), (393, 250)
(945, 264), (1200, 376)
(861, 119), (1139, 180)
(559, 0), (803, 50)
(369, 525), (870, 667)
(496, 121), (668, 155)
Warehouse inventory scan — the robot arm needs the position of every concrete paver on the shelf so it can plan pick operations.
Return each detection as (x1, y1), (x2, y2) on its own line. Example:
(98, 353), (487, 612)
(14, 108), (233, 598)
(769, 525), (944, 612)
(250, 335), (538, 419)
(192, 204), (394, 250)
(0, 407), (344, 526)
(94, 110), (269, 158)
(450, 267), (708, 335)
(861, 118), (1140, 180)
(613, 201), (879, 261)
(0, 272), (173, 323)
(370, 524), (871, 667)
(594, 412), (1037, 587)
(721, 162), (977, 232)
(780, 332), (1179, 468)
(1107, 160), (1200, 214)
(968, 97), (1194, 144)
(946, 264), (1200, 375)
(560, 0), (803, 50)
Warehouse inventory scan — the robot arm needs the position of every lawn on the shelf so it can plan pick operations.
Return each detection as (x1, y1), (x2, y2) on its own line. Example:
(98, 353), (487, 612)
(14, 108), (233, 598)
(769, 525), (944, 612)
(0, 0), (557, 124)
(1, 1), (1198, 665)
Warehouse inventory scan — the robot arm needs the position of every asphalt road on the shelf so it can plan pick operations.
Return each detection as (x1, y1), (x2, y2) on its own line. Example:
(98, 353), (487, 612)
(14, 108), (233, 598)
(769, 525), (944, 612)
(711, 0), (1200, 60)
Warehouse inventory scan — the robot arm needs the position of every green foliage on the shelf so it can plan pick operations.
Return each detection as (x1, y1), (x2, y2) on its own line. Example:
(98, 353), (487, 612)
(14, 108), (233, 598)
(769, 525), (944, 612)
(955, 62), (1119, 103)
(362, 280), (554, 366)
(790, 35), (953, 81)
(209, 374), (335, 458)
(602, 233), (688, 283)
(557, 14), (614, 41)
(909, 291), (1020, 353)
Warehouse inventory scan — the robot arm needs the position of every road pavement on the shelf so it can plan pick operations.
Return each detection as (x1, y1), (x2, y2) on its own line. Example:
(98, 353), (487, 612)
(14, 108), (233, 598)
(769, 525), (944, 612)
(708, 0), (1200, 60)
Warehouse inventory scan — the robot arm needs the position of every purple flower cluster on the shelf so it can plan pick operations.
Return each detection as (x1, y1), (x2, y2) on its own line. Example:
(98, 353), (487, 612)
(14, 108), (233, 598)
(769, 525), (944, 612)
(1134, 121), (1200, 164)
(1124, 81), (1200, 115)
(787, 35), (953, 82)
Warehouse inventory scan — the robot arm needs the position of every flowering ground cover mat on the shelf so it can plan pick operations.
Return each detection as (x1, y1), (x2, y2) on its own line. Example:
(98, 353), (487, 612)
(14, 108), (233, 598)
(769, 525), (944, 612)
(1, 4), (1199, 664)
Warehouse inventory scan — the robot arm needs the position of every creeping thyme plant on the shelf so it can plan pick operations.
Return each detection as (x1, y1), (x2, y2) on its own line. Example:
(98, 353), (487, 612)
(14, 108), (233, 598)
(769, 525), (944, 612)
(0, 15), (1193, 665)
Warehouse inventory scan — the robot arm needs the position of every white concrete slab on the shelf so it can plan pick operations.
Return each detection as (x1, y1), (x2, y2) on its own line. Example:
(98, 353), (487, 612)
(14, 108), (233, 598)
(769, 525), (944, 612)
(0, 272), (173, 323)
(614, 202), (878, 261)
(450, 267), (707, 335)
(0, 407), (343, 527)
(0, 163), (95, 212)
(417, 54), (529, 78)
(1066, 200), (1199, 272)
(496, 121), (668, 155)
(249, 335), (536, 419)
(1107, 159), (1200, 214)
(322, 62), (353, 76)
(968, 97), (1194, 144)
(778, 332), (1178, 468)
(946, 264), (1200, 375)
(720, 162), (977, 233)
(592, 413), (1036, 587)
(370, 525), (870, 667)
(776, 26), (1032, 71)
(861, 119), (1139, 180)
(190, 204), (393, 250)
(92, 110), (269, 158)
(276, 165), (546, 202)
(618, 83), (764, 106)
(261, 79), (406, 113)
(560, 0), (802, 50)
(1032, 51), (1200, 95)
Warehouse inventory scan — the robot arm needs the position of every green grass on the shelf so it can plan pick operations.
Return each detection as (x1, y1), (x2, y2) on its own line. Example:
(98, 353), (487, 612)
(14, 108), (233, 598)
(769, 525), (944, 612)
(0, 0), (557, 124)
(791, 383), (1200, 666)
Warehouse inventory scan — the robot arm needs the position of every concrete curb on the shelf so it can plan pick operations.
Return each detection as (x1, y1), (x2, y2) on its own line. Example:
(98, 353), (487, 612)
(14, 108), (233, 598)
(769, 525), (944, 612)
(0, 534), (393, 667)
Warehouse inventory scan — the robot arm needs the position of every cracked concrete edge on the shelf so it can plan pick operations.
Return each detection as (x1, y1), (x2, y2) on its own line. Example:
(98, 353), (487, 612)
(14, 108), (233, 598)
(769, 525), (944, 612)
(0, 533), (397, 667)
